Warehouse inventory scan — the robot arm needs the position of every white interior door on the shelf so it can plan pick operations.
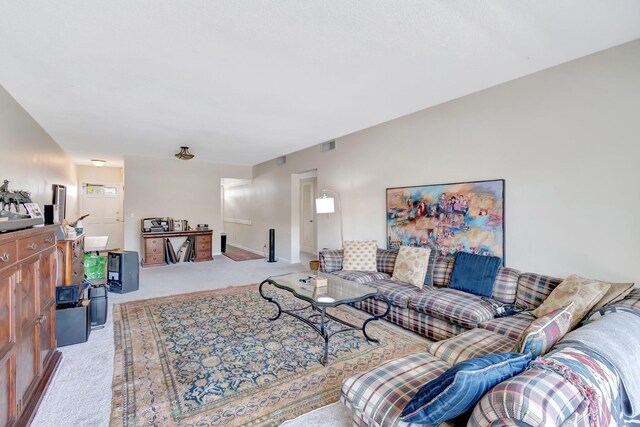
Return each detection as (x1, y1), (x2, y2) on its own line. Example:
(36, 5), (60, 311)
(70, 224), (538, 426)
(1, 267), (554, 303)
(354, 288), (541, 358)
(300, 178), (317, 254)
(80, 183), (124, 250)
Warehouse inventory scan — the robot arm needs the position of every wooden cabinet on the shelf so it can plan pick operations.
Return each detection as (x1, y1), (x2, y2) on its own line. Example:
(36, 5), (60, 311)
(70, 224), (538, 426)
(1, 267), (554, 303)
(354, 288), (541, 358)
(143, 236), (164, 266)
(0, 226), (62, 427)
(141, 230), (213, 267)
(56, 233), (85, 297)
(194, 233), (212, 262)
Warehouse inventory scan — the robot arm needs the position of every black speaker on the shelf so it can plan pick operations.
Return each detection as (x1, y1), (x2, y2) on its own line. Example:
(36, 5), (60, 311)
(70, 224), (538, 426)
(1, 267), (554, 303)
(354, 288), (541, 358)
(44, 204), (55, 225)
(267, 228), (276, 262)
(88, 285), (108, 327)
(107, 251), (140, 293)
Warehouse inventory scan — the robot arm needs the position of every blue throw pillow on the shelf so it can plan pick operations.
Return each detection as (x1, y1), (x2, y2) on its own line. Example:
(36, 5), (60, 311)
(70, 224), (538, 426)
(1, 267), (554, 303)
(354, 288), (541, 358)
(401, 352), (532, 424)
(449, 251), (501, 297)
(423, 249), (438, 287)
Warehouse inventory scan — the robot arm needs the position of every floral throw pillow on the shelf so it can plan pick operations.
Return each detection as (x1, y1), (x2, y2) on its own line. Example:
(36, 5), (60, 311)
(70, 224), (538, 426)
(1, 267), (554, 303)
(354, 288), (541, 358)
(515, 303), (573, 358)
(342, 240), (378, 272)
(588, 281), (635, 315)
(392, 246), (432, 288)
(532, 274), (610, 330)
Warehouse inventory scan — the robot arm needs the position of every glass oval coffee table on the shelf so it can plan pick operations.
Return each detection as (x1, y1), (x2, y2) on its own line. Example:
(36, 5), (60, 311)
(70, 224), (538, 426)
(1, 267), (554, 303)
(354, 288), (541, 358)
(259, 271), (391, 365)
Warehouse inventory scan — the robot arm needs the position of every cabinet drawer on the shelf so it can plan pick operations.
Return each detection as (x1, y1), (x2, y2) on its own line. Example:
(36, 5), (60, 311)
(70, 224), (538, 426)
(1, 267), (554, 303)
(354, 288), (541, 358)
(0, 242), (16, 267)
(196, 250), (212, 260)
(145, 238), (163, 248)
(197, 235), (211, 244)
(73, 239), (84, 257)
(17, 235), (42, 259)
(145, 254), (164, 265)
(41, 232), (55, 248)
(71, 259), (84, 284)
(145, 241), (164, 255)
(197, 240), (211, 251)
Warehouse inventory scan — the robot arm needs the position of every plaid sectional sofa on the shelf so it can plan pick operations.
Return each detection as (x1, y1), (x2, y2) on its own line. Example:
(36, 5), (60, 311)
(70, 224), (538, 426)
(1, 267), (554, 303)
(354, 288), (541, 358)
(319, 248), (640, 426)
(319, 249), (550, 341)
(341, 292), (640, 426)
(341, 343), (632, 426)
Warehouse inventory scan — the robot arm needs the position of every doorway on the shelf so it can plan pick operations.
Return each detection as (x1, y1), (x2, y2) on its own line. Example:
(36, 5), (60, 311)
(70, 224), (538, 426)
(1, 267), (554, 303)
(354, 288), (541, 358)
(300, 177), (317, 255)
(80, 183), (124, 250)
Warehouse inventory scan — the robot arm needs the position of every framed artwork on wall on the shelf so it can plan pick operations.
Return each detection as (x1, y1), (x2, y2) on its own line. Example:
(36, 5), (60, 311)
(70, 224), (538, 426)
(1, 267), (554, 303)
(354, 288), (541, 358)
(386, 179), (505, 263)
(52, 184), (67, 223)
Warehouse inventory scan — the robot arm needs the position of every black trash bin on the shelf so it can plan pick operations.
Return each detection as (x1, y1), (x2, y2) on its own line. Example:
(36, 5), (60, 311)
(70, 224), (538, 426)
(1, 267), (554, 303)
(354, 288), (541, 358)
(221, 233), (227, 253)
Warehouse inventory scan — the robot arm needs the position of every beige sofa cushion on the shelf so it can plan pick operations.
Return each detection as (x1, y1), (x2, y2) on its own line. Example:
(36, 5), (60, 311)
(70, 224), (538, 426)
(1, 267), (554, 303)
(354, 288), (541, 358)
(342, 240), (378, 271)
(533, 274), (610, 329)
(392, 245), (431, 288)
(589, 281), (635, 315)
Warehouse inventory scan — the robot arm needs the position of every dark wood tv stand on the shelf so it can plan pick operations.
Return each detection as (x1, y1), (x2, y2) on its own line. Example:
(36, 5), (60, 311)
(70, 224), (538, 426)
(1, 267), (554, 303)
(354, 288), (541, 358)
(141, 230), (213, 267)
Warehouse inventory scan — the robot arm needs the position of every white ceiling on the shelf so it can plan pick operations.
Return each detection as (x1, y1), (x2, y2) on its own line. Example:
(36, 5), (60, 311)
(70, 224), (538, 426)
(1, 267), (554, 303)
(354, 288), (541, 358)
(1, 1), (639, 167)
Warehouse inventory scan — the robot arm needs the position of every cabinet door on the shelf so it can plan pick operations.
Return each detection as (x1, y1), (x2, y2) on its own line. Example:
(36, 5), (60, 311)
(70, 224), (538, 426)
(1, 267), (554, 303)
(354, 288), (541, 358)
(39, 248), (55, 311)
(0, 269), (16, 427)
(0, 269), (15, 361)
(38, 304), (55, 370)
(38, 249), (57, 369)
(15, 259), (40, 411)
(0, 355), (16, 427)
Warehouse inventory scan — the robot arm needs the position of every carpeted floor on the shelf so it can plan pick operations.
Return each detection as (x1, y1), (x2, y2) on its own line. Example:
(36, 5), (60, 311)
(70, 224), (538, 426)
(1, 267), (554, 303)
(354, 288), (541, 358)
(110, 285), (426, 426)
(223, 245), (266, 261)
(31, 253), (428, 427)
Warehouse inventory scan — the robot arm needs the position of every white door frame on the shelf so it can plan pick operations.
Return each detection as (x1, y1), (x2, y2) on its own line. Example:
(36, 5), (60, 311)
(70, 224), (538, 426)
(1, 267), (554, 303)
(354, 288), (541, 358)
(299, 177), (317, 255)
(290, 170), (317, 264)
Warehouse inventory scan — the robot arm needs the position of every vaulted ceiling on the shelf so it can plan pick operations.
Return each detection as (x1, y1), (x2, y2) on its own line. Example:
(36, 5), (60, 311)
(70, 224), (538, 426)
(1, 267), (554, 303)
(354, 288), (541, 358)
(1, 1), (639, 166)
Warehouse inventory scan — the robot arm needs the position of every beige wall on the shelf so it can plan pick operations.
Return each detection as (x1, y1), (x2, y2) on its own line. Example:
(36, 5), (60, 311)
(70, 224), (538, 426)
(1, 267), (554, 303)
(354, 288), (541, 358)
(77, 165), (123, 186)
(123, 155), (251, 255)
(241, 40), (640, 282)
(0, 85), (77, 219)
(221, 178), (255, 251)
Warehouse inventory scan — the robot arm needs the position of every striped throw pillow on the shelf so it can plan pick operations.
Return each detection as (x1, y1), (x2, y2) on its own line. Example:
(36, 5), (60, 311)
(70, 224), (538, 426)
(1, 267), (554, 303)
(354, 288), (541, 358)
(515, 303), (573, 358)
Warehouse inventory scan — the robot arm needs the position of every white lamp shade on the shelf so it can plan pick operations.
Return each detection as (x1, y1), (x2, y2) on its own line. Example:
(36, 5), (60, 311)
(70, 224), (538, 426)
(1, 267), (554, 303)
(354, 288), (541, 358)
(315, 196), (335, 214)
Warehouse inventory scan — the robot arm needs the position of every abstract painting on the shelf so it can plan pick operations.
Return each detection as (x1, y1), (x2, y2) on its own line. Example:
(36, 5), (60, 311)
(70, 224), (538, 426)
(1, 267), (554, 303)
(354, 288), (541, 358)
(386, 179), (505, 262)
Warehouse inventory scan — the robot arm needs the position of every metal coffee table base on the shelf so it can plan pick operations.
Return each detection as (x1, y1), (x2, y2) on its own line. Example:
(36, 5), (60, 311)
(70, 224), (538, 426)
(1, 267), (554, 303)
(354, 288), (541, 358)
(259, 279), (391, 365)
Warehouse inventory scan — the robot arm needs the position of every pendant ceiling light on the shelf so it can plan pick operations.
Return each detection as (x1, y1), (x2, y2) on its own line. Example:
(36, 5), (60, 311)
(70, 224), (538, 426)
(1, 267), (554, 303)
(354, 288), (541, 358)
(175, 146), (195, 160)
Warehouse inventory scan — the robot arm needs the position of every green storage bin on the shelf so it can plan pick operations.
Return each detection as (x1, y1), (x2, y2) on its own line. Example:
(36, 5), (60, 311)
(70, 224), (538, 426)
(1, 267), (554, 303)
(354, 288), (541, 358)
(84, 253), (107, 280)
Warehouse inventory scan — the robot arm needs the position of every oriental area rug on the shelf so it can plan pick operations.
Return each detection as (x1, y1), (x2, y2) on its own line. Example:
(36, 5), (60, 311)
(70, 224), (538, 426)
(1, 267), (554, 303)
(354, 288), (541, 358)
(223, 246), (265, 262)
(110, 284), (426, 426)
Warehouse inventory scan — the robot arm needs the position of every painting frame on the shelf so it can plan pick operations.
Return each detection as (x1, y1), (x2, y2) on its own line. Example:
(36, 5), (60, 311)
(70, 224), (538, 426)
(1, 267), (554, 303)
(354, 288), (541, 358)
(386, 178), (506, 264)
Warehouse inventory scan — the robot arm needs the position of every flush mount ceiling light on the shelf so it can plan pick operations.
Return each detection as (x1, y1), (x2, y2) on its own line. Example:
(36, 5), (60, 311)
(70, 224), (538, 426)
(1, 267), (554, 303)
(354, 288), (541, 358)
(175, 146), (195, 160)
(91, 159), (106, 167)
